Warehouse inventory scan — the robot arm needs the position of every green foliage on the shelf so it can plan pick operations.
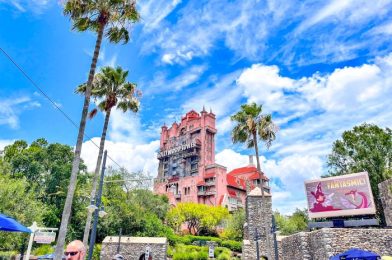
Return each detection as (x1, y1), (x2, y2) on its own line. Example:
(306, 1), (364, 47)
(33, 245), (54, 256)
(172, 244), (208, 260)
(326, 123), (392, 222)
(167, 203), (229, 235)
(167, 234), (242, 253)
(220, 240), (242, 252)
(231, 102), (278, 172)
(92, 244), (101, 260)
(64, 0), (140, 43)
(274, 209), (308, 235)
(220, 209), (245, 241)
(0, 174), (47, 250)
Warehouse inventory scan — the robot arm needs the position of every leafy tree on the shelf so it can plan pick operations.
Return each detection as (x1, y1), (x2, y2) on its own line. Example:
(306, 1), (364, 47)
(57, 0), (140, 256)
(0, 174), (47, 251)
(326, 123), (392, 223)
(231, 102), (278, 184)
(76, 66), (141, 244)
(167, 203), (229, 235)
(274, 209), (308, 236)
(0, 139), (90, 242)
(220, 209), (245, 241)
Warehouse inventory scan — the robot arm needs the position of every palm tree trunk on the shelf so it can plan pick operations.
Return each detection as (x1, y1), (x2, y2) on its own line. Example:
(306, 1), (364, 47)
(54, 23), (105, 260)
(82, 109), (111, 246)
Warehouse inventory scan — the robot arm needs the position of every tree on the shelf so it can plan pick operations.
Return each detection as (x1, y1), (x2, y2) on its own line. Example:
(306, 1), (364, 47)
(0, 174), (47, 251)
(274, 209), (308, 236)
(76, 66), (140, 245)
(220, 209), (246, 241)
(0, 139), (90, 241)
(166, 203), (229, 235)
(231, 102), (278, 182)
(56, 1), (140, 257)
(231, 102), (278, 259)
(326, 123), (392, 223)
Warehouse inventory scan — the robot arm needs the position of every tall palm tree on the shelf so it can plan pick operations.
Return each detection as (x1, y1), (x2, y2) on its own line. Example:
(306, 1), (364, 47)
(56, 1), (139, 258)
(76, 66), (140, 245)
(230, 102), (278, 259)
(231, 102), (277, 181)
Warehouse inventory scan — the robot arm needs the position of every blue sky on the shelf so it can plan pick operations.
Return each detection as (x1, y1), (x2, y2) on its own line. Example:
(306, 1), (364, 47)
(1, 0), (392, 214)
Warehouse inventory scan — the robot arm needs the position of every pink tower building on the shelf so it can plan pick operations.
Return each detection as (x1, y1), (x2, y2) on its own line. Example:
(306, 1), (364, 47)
(153, 109), (270, 211)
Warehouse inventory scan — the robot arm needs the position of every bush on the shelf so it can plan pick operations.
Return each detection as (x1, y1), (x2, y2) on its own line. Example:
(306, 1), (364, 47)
(92, 244), (101, 260)
(33, 244), (53, 256)
(214, 247), (232, 260)
(172, 244), (208, 260)
(220, 240), (242, 252)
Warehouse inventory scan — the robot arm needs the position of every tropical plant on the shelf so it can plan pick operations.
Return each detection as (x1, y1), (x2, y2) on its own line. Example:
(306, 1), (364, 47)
(76, 66), (140, 244)
(231, 102), (278, 176)
(56, 1), (139, 257)
(230, 102), (278, 259)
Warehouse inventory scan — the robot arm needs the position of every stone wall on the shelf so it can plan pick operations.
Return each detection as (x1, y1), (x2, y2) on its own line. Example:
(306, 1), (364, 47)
(379, 178), (392, 227)
(279, 228), (392, 260)
(242, 187), (275, 260)
(100, 237), (167, 260)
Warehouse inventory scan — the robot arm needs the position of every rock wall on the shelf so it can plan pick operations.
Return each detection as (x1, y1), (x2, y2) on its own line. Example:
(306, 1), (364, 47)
(379, 178), (392, 227)
(242, 188), (275, 260)
(280, 228), (392, 260)
(100, 237), (167, 260)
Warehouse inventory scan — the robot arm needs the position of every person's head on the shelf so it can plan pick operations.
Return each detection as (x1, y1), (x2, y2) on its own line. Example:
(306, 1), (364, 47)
(65, 240), (86, 260)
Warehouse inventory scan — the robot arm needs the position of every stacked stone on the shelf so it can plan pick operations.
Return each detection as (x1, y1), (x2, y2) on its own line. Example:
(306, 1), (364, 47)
(379, 178), (392, 227)
(279, 228), (392, 260)
(242, 187), (275, 260)
(100, 236), (167, 260)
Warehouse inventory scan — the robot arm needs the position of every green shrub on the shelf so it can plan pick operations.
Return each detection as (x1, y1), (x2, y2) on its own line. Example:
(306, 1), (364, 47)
(220, 240), (242, 252)
(92, 244), (101, 260)
(0, 251), (18, 260)
(214, 247), (232, 260)
(172, 244), (208, 260)
(33, 244), (54, 256)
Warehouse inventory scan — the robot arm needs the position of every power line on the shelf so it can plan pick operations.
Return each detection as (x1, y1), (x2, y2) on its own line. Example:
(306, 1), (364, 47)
(0, 47), (126, 170)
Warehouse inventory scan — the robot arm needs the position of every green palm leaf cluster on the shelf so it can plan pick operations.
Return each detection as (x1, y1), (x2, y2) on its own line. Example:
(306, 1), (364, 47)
(231, 102), (278, 175)
(64, 0), (139, 44)
(76, 66), (140, 115)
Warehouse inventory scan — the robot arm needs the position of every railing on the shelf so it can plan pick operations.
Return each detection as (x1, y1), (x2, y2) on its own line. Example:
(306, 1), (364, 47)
(205, 181), (215, 186)
(197, 190), (216, 196)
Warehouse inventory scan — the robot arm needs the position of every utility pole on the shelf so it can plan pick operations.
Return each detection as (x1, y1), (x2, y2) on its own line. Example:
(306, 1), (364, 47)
(87, 150), (107, 260)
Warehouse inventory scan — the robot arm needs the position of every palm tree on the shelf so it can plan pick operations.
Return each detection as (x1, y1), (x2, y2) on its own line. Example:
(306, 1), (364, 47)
(76, 66), (140, 245)
(55, 1), (139, 258)
(231, 102), (277, 182)
(231, 102), (278, 259)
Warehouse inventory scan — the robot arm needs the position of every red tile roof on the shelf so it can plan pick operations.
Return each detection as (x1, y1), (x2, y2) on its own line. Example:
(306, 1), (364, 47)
(226, 174), (247, 190)
(227, 165), (269, 181)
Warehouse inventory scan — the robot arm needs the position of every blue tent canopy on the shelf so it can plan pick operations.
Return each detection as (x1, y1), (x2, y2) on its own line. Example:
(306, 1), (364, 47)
(0, 213), (31, 233)
(330, 248), (381, 260)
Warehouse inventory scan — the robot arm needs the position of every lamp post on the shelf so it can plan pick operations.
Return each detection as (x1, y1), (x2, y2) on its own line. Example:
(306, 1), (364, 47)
(87, 150), (108, 260)
(271, 215), (279, 260)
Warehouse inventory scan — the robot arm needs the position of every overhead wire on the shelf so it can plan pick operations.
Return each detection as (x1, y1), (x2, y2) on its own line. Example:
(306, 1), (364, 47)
(0, 47), (127, 170)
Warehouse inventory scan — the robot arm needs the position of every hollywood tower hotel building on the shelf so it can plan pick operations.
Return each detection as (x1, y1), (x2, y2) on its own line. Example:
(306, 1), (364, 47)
(154, 109), (270, 210)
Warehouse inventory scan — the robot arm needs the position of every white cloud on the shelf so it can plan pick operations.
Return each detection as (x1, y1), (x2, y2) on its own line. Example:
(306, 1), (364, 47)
(80, 138), (159, 174)
(0, 139), (13, 151)
(138, 0), (182, 31)
(0, 0), (51, 14)
(0, 96), (40, 129)
(215, 149), (323, 214)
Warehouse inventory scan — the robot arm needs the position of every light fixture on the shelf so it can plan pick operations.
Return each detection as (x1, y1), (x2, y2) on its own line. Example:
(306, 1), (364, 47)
(87, 204), (98, 214)
(99, 206), (108, 218)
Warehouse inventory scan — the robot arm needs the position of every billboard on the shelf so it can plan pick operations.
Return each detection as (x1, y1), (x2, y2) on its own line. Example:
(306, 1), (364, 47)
(304, 172), (376, 219)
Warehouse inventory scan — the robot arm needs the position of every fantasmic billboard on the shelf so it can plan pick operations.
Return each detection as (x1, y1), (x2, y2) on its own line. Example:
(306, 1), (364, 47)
(304, 172), (376, 219)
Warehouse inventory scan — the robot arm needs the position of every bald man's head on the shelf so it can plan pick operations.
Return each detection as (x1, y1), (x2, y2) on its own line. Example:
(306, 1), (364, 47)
(65, 240), (86, 260)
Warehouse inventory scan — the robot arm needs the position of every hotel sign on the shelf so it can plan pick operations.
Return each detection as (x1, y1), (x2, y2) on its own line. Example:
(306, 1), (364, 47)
(157, 142), (197, 159)
(304, 172), (376, 219)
